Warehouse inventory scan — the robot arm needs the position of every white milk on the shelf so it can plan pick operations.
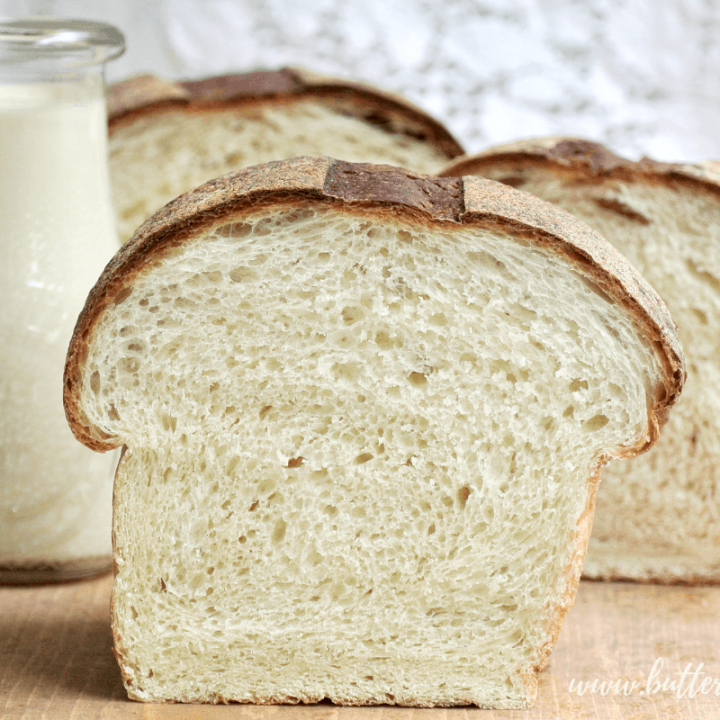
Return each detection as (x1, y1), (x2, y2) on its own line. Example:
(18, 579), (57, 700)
(0, 75), (118, 566)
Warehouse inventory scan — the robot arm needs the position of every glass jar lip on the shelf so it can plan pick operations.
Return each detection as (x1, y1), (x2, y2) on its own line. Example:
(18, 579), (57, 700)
(0, 18), (125, 67)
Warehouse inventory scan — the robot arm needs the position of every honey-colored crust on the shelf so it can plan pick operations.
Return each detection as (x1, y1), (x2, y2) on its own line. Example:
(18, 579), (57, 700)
(63, 157), (685, 701)
(107, 67), (465, 161)
(439, 136), (720, 199)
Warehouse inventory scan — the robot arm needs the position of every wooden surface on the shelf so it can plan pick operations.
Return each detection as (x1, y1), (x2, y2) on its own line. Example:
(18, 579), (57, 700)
(1, 574), (720, 719)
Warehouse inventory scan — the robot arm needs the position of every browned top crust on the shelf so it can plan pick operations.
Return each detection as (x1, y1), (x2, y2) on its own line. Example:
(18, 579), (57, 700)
(438, 136), (720, 195)
(107, 67), (464, 161)
(63, 157), (685, 453)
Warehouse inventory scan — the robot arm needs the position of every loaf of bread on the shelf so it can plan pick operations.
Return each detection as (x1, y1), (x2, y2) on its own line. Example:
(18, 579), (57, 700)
(64, 158), (683, 707)
(440, 137), (719, 583)
(108, 67), (464, 243)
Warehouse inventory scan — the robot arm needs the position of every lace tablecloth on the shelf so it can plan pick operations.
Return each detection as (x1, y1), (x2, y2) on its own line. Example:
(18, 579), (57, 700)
(3, 0), (720, 162)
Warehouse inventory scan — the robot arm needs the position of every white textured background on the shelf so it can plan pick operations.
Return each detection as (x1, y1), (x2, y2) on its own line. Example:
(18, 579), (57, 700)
(3, 0), (720, 163)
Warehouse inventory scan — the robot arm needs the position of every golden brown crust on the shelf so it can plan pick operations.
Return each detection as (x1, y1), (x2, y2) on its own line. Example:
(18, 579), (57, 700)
(107, 68), (464, 160)
(530, 456), (606, 676)
(64, 157), (686, 693)
(106, 73), (191, 119)
(439, 136), (720, 199)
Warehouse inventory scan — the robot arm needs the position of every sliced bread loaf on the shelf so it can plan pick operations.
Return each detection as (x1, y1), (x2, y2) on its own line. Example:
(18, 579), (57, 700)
(64, 158), (683, 707)
(108, 67), (464, 243)
(440, 138), (720, 583)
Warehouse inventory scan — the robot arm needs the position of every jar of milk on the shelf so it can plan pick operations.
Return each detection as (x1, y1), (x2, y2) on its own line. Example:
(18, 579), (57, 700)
(0, 20), (124, 583)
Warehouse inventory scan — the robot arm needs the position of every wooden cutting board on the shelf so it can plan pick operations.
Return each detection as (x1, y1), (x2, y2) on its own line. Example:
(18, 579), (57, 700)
(1, 574), (719, 719)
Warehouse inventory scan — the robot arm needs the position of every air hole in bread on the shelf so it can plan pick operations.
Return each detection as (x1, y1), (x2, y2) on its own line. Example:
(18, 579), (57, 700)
(272, 519), (286, 543)
(457, 486), (471, 508)
(114, 287), (133, 305)
(594, 197), (650, 225)
(229, 267), (258, 283)
(333, 362), (361, 381)
(341, 306), (365, 324)
(583, 414), (610, 431)
(216, 222), (252, 239)
(354, 453), (373, 465)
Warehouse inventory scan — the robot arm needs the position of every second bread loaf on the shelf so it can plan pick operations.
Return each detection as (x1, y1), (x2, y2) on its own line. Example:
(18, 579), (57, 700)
(108, 67), (464, 243)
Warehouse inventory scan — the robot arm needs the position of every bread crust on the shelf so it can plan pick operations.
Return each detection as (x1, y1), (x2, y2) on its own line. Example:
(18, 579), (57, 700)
(107, 67), (464, 161)
(439, 136), (720, 198)
(64, 157), (685, 701)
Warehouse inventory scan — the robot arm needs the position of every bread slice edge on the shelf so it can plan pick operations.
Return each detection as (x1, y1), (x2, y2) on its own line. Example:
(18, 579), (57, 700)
(64, 157), (685, 455)
(107, 67), (465, 162)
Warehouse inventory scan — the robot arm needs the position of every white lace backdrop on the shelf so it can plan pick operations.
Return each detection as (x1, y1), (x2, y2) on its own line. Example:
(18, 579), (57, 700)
(3, 0), (720, 162)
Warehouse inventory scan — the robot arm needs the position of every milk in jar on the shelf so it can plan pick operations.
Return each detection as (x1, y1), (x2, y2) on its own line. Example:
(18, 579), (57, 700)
(0, 20), (125, 583)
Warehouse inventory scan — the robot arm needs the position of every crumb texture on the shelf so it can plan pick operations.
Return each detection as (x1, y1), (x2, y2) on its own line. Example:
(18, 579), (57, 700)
(478, 164), (720, 582)
(79, 206), (662, 705)
(110, 101), (451, 243)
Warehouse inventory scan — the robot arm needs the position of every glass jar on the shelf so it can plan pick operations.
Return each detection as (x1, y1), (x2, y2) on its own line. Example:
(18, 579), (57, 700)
(0, 19), (125, 583)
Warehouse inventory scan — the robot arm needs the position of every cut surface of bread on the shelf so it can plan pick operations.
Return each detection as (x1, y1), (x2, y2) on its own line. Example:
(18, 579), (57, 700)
(108, 67), (464, 244)
(440, 138), (720, 583)
(64, 158), (683, 707)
